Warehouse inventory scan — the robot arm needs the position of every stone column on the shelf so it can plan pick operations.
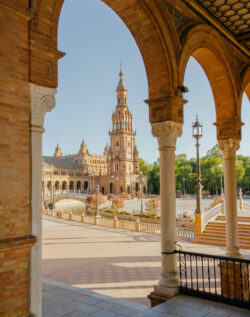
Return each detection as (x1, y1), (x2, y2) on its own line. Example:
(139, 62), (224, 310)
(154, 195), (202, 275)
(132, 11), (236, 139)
(150, 121), (182, 302)
(219, 139), (241, 258)
(30, 83), (56, 316)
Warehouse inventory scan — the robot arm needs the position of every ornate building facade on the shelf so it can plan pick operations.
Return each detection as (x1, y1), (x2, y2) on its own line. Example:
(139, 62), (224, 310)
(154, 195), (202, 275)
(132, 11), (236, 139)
(42, 70), (147, 197)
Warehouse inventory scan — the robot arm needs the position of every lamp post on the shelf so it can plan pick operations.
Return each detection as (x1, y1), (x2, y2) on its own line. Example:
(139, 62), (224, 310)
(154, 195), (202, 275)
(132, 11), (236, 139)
(96, 184), (100, 216)
(88, 169), (91, 195)
(52, 185), (55, 210)
(111, 175), (114, 194)
(139, 171), (144, 213)
(116, 177), (119, 196)
(192, 115), (203, 215)
(219, 164), (224, 196)
(182, 177), (185, 197)
(93, 171), (95, 195)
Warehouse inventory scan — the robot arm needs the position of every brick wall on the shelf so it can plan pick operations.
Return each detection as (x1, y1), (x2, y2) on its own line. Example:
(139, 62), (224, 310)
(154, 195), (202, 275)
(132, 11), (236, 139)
(0, 3), (31, 316)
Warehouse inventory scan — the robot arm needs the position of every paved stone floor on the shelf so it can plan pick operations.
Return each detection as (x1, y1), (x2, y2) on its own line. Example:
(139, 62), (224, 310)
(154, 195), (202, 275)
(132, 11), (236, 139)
(42, 216), (250, 307)
(43, 279), (250, 317)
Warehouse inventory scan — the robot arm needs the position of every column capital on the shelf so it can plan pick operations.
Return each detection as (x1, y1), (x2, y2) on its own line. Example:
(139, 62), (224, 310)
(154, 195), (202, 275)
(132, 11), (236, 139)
(214, 120), (243, 141)
(218, 139), (240, 159)
(151, 121), (182, 150)
(145, 93), (187, 124)
(30, 83), (57, 131)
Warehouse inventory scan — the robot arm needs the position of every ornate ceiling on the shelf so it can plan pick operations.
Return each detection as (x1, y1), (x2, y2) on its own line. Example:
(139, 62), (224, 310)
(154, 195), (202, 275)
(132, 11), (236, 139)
(196, 0), (250, 51)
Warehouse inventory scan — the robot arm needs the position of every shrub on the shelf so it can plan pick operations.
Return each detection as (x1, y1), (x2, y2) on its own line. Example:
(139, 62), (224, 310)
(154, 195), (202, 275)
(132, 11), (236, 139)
(111, 198), (125, 210)
(209, 195), (223, 208)
(107, 194), (114, 200)
(145, 198), (160, 219)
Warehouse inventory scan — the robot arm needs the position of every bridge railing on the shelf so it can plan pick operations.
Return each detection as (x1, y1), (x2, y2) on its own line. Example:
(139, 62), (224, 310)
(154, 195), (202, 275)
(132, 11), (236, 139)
(44, 192), (87, 202)
(204, 203), (223, 227)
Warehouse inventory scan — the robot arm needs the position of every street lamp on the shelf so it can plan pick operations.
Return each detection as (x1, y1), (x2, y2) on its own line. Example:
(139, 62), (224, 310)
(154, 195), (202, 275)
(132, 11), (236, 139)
(111, 175), (114, 194)
(88, 169), (91, 195)
(52, 185), (55, 210)
(93, 171), (95, 195)
(182, 177), (185, 196)
(139, 171), (144, 213)
(96, 184), (99, 216)
(218, 164), (224, 196)
(192, 115), (203, 214)
(116, 177), (119, 195)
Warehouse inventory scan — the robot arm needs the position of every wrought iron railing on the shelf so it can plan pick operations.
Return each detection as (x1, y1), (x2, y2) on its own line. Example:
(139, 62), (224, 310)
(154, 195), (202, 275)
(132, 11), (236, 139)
(174, 249), (250, 309)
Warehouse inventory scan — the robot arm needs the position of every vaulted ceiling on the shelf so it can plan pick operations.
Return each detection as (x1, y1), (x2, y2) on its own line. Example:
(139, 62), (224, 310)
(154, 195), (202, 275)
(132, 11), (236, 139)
(195, 0), (249, 52)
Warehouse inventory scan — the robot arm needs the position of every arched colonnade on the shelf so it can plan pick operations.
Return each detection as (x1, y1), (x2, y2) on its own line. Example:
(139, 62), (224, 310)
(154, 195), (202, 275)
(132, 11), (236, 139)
(1, 0), (249, 316)
(30, 0), (249, 314)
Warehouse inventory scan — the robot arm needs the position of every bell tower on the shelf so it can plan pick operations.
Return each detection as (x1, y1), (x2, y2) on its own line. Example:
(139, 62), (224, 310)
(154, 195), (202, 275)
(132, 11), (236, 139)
(108, 67), (139, 176)
(54, 144), (62, 157)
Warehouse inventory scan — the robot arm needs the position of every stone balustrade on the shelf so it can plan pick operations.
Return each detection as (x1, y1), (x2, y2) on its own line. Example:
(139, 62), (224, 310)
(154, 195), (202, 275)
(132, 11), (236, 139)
(42, 209), (195, 241)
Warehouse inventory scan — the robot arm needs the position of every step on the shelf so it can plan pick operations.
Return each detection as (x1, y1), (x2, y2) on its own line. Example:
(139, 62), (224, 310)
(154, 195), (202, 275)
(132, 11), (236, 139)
(206, 223), (250, 227)
(217, 216), (250, 222)
(192, 240), (250, 249)
(204, 228), (250, 235)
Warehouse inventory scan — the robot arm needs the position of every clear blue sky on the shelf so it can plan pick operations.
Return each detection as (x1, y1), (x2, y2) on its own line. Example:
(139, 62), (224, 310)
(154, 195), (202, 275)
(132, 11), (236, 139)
(43, 0), (249, 164)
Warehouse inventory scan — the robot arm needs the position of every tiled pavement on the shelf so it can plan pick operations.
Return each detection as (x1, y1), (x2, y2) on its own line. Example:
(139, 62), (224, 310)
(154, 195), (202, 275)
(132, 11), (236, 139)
(43, 279), (250, 317)
(42, 216), (250, 307)
(43, 279), (148, 317)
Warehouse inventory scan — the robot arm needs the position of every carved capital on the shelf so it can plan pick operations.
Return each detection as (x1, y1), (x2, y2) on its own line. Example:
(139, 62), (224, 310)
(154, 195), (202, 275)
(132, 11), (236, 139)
(145, 93), (187, 124)
(214, 120), (243, 141)
(218, 139), (240, 160)
(30, 83), (57, 130)
(151, 121), (182, 150)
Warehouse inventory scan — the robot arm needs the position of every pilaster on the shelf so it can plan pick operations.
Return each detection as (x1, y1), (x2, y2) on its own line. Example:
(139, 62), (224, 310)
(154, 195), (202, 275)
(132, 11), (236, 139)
(30, 83), (56, 317)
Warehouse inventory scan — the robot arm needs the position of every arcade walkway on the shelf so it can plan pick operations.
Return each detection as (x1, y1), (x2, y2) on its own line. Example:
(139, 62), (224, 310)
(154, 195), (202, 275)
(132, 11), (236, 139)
(43, 279), (250, 317)
(42, 216), (250, 308)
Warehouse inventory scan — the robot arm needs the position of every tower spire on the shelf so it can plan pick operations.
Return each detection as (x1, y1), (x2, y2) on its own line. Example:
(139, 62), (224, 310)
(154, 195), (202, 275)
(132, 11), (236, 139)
(116, 64), (127, 106)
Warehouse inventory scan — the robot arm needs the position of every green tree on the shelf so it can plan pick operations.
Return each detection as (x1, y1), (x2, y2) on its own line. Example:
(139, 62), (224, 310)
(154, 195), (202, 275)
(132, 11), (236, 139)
(206, 144), (222, 158)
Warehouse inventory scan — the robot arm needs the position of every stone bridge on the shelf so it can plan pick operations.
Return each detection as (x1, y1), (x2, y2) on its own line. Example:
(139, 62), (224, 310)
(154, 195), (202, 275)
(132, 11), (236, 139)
(43, 193), (87, 208)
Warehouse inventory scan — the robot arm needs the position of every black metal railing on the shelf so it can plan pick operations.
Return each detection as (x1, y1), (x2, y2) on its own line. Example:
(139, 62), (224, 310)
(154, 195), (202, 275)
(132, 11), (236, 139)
(174, 250), (250, 309)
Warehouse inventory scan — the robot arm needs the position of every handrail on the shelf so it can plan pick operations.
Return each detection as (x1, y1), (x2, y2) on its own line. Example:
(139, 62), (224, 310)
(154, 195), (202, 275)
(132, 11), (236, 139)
(204, 203), (223, 226)
(174, 249), (250, 309)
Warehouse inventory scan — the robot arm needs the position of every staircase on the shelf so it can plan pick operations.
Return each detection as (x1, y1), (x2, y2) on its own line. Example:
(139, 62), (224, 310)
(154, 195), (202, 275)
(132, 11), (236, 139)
(193, 215), (250, 249)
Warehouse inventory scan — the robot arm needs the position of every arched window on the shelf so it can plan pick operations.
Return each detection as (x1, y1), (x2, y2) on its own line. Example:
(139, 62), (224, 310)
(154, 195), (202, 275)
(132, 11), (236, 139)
(69, 181), (74, 191)
(109, 183), (114, 194)
(84, 181), (88, 190)
(127, 186), (131, 194)
(62, 181), (67, 190)
(135, 183), (139, 192)
(77, 181), (81, 190)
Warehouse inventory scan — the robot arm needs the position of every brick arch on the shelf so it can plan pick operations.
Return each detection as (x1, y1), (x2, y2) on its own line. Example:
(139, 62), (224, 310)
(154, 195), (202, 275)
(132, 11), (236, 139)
(30, 0), (179, 100)
(240, 67), (250, 106)
(179, 25), (240, 126)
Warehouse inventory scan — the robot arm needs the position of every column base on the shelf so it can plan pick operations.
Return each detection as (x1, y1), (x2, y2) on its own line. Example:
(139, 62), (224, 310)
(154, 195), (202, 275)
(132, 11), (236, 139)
(226, 247), (241, 258)
(147, 291), (173, 308)
(148, 271), (179, 307)
(194, 212), (204, 236)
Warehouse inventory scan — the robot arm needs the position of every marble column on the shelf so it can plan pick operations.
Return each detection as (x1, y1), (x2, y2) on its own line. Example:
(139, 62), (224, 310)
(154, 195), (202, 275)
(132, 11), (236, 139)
(219, 139), (241, 258)
(151, 121), (182, 298)
(30, 83), (56, 316)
